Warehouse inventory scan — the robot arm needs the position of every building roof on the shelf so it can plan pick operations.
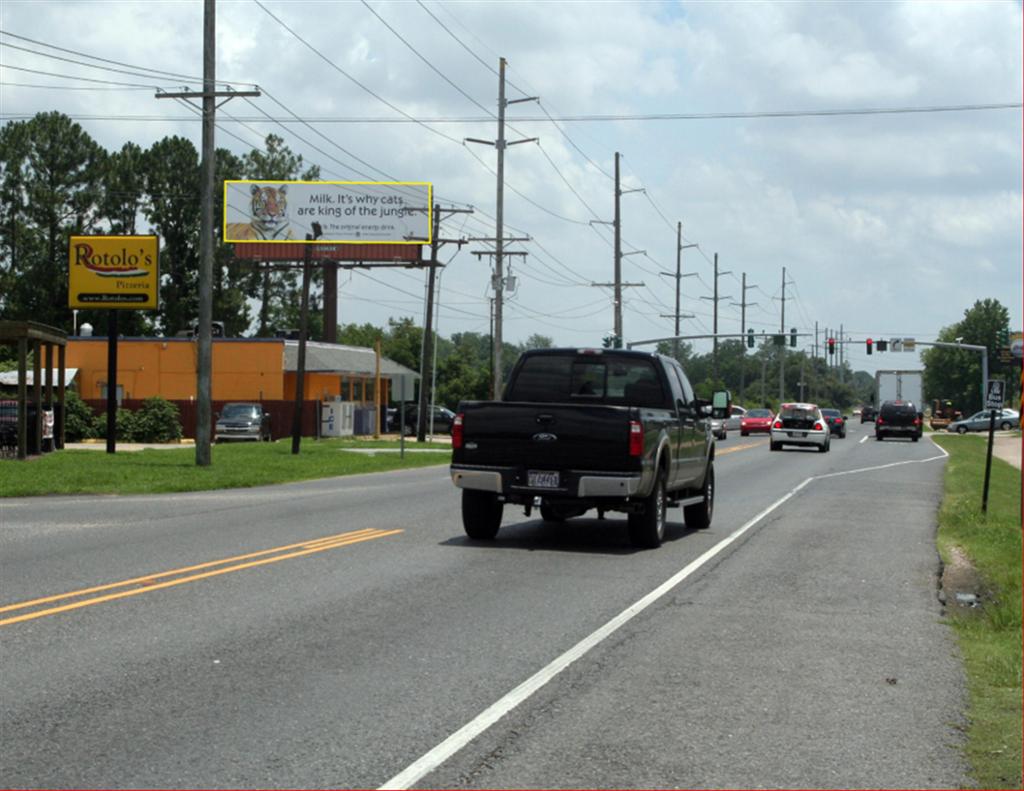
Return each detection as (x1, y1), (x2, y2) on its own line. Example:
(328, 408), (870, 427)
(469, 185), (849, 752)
(0, 368), (79, 387)
(282, 341), (418, 378)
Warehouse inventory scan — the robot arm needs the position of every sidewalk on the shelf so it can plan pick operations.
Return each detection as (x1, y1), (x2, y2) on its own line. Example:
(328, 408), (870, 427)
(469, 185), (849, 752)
(992, 433), (1022, 470)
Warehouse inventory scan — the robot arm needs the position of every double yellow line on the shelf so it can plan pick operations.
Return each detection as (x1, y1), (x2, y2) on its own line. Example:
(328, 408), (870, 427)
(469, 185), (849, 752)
(0, 527), (402, 627)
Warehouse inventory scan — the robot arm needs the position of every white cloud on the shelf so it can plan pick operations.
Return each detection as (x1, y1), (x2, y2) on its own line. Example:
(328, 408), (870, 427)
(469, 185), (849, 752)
(0, 0), (1020, 368)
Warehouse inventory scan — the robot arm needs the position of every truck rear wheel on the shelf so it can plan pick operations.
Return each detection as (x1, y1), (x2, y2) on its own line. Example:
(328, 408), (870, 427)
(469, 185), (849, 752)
(462, 490), (503, 540)
(628, 472), (666, 549)
(683, 462), (714, 530)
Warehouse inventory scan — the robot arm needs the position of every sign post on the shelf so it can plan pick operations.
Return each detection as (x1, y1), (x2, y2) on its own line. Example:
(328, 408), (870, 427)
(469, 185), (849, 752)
(69, 235), (159, 454)
(981, 379), (1006, 514)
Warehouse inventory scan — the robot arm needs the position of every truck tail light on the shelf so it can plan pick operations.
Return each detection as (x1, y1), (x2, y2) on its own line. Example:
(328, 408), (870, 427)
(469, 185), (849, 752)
(913, 416), (921, 426)
(773, 420), (783, 429)
(814, 422), (823, 431)
(452, 413), (464, 449)
(628, 420), (643, 457)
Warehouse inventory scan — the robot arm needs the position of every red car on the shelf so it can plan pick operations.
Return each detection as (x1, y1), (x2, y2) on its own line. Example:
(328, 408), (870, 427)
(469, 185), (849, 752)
(740, 408), (775, 436)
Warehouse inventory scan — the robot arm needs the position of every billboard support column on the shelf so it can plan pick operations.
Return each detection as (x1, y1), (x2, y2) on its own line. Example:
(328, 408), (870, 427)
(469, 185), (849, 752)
(291, 223), (322, 454)
(106, 311), (118, 454)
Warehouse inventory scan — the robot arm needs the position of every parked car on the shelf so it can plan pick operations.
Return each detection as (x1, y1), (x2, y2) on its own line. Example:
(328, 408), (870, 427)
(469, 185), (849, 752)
(819, 408), (848, 438)
(860, 405), (877, 423)
(770, 402), (830, 452)
(739, 408), (774, 436)
(401, 404), (456, 435)
(875, 400), (922, 441)
(214, 402), (272, 442)
(946, 409), (1020, 434)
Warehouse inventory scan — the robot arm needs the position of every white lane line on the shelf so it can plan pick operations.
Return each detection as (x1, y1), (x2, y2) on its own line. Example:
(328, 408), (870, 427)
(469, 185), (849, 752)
(380, 477), (813, 790)
(859, 435), (869, 444)
(380, 444), (950, 790)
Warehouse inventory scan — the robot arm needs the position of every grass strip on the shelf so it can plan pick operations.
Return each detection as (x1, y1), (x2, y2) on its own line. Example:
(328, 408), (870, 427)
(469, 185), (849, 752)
(932, 434), (1022, 789)
(1, 438), (451, 497)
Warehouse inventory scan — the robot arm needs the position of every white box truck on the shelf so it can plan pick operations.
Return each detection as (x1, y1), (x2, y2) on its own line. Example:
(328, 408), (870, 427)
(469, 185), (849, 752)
(875, 370), (923, 408)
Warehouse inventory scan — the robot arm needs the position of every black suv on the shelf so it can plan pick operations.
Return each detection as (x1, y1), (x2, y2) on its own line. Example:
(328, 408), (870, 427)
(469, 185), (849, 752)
(860, 405), (877, 423)
(875, 400), (922, 441)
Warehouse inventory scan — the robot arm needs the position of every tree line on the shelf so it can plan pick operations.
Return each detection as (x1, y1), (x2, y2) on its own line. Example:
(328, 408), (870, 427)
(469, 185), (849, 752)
(1, 111), (319, 339)
(2, 113), (1014, 414)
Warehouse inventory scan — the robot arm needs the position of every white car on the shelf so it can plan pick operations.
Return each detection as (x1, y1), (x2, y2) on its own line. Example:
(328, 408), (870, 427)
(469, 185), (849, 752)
(770, 402), (830, 453)
(724, 405), (747, 431)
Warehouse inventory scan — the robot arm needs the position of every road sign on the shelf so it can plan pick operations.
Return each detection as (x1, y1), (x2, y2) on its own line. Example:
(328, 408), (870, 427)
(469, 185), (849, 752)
(902, 337), (915, 352)
(985, 379), (1005, 410)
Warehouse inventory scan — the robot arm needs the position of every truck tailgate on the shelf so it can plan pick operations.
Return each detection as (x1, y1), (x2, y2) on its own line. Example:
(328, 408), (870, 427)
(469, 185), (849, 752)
(455, 401), (637, 472)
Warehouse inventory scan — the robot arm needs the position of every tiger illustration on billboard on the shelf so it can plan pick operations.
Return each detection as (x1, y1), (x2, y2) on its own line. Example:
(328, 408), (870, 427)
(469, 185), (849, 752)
(225, 185), (297, 241)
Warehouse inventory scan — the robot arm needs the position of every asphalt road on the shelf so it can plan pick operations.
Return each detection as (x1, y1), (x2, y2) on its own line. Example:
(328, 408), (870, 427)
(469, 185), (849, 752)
(1, 421), (968, 789)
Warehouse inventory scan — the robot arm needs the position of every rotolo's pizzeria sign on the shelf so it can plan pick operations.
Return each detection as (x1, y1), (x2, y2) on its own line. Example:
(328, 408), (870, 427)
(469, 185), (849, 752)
(68, 235), (159, 310)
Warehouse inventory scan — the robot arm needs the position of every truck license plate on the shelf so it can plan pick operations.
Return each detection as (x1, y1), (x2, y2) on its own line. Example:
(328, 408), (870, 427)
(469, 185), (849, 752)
(528, 470), (560, 488)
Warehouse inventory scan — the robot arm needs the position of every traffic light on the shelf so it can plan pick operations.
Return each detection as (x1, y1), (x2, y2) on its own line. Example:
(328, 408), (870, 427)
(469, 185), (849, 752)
(747, 328), (755, 348)
(790, 327), (797, 347)
(827, 337), (835, 355)
(866, 338), (873, 355)
(877, 339), (888, 352)
(999, 326), (1010, 347)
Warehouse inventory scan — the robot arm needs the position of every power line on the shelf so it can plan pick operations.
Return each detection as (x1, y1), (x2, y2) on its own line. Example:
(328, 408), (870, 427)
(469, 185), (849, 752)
(359, 0), (496, 120)
(13, 103), (1016, 124)
(253, 0), (463, 146)
(0, 29), (257, 88)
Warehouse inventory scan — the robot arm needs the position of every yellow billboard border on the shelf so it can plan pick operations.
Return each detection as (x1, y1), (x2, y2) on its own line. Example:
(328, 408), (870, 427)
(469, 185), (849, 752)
(68, 234), (161, 311)
(223, 180), (433, 245)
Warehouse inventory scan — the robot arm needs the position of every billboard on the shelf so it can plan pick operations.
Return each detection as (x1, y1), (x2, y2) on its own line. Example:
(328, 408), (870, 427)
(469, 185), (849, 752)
(68, 235), (160, 310)
(224, 180), (432, 244)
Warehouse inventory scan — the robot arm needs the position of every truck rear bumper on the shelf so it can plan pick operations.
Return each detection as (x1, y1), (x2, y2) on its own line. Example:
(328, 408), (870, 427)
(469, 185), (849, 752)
(451, 464), (644, 499)
(451, 467), (503, 493)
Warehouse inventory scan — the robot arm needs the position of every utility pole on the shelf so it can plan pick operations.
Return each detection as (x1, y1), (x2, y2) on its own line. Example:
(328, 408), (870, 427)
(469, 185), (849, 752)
(155, 1), (258, 466)
(465, 58), (537, 397)
(839, 322), (845, 382)
(659, 222), (697, 359)
(416, 205), (472, 442)
(700, 253), (731, 380)
(613, 152), (621, 344)
(778, 266), (788, 402)
(731, 272), (757, 404)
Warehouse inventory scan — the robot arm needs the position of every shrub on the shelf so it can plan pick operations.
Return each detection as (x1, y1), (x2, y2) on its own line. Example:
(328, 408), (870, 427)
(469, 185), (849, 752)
(63, 390), (100, 441)
(130, 397), (182, 442)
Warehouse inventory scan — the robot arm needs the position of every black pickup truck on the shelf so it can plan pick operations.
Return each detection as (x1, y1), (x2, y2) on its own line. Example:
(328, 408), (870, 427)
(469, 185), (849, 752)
(450, 348), (719, 549)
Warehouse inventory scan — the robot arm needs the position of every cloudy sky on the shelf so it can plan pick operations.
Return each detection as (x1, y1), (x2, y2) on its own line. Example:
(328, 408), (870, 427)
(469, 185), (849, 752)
(2, 0), (1021, 375)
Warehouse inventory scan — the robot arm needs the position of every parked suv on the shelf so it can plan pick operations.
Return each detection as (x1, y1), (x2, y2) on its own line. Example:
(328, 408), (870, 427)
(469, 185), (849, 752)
(214, 402), (272, 442)
(875, 400), (922, 441)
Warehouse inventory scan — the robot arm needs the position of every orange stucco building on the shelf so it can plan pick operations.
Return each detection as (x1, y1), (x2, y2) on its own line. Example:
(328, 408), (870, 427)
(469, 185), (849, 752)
(66, 337), (417, 405)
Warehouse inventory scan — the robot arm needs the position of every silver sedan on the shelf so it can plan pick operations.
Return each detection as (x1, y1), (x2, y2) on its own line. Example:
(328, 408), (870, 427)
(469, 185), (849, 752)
(947, 409), (1020, 433)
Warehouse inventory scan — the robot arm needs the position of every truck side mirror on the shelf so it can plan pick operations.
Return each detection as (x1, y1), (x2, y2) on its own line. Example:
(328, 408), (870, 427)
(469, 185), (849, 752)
(711, 390), (731, 419)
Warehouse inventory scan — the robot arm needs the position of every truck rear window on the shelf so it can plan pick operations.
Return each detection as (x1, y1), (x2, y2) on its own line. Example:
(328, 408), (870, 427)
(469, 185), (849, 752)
(507, 355), (665, 407)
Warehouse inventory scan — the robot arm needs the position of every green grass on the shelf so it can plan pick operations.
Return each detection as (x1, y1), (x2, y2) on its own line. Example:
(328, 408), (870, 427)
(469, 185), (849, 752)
(932, 435), (1022, 789)
(0, 438), (452, 497)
